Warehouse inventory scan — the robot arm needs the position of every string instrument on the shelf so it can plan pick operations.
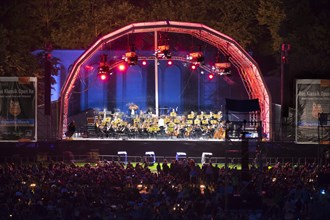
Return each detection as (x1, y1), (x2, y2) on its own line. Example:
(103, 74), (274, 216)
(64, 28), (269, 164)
(185, 126), (192, 137)
(174, 127), (180, 137)
(213, 126), (225, 139)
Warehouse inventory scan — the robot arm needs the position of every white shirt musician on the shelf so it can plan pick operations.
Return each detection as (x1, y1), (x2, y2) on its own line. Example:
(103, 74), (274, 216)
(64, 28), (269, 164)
(158, 117), (165, 127)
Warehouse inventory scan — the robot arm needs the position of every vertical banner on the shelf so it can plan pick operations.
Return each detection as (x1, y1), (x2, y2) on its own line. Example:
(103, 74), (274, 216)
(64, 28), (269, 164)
(296, 79), (330, 143)
(0, 77), (37, 141)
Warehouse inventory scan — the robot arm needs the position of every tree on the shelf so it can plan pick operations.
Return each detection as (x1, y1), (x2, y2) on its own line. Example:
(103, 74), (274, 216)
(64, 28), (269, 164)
(282, 0), (330, 76)
(0, 1), (41, 77)
(257, 0), (286, 52)
(48, 0), (147, 49)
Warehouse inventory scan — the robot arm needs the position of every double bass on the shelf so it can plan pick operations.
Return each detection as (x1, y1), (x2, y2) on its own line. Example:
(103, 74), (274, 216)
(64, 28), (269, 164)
(213, 125), (225, 139)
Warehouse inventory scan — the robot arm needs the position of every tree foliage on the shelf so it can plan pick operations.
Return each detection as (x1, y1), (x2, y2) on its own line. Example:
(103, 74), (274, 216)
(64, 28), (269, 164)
(1, 0), (329, 80)
(282, 0), (330, 77)
(257, 0), (286, 51)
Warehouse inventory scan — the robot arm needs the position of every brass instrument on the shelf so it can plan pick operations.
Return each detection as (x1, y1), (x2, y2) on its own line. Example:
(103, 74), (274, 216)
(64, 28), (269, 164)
(166, 122), (175, 135)
(202, 119), (209, 125)
(210, 120), (218, 125)
(194, 119), (201, 125)
(174, 118), (180, 124)
(164, 117), (171, 124)
(197, 114), (203, 119)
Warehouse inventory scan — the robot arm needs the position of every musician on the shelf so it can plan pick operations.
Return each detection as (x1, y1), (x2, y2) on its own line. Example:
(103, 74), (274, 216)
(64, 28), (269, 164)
(103, 122), (112, 138)
(128, 123), (138, 138)
(192, 124), (202, 139)
(158, 116), (166, 135)
(184, 125), (193, 138)
(165, 121), (174, 137)
(95, 120), (104, 138)
(178, 124), (186, 138)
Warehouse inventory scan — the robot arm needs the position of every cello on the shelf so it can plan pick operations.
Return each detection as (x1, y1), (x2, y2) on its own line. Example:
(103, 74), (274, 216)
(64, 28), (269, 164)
(213, 125), (225, 139)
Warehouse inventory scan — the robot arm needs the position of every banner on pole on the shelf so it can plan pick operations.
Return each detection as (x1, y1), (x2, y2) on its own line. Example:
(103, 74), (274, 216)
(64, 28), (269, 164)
(0, 77), (37, 141)
(296, 79), (330, 143)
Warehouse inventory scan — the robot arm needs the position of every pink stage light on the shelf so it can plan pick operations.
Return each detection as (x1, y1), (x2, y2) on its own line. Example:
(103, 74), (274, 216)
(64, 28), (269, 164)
(99, 73), (107, 81)
(118, 63), (126, 71)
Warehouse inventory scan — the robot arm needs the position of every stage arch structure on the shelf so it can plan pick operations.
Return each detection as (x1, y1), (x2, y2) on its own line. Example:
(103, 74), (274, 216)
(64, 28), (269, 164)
(59, 21), (272, 139)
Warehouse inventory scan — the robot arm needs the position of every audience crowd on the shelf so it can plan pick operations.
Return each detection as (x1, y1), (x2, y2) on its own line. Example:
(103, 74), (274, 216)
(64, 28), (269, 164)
(0, 159), (329, 220)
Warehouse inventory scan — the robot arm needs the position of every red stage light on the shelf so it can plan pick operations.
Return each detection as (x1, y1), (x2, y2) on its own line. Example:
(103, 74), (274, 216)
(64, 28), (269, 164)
(84, 65), (94, 71)
(142, 60), (147, 66)
(99, 73), (107, 81)
(191, 64), (196, 70)
(118, 64), (126, 71)
(167, 60), (173, 66)
(208, 74), (214, 80)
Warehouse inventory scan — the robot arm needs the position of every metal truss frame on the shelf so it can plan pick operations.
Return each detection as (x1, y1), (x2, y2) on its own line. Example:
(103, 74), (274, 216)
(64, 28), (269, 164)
(59, 21), (271, 139)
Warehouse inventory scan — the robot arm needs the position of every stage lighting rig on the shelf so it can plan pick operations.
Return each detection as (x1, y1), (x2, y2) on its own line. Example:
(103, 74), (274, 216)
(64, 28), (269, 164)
(123, 51), (138, 65)
(186, 51), (204, 65)
(98, 54), (112, 80)
(122, 44), (138, 65)
(212, 55), (231, 76)
(155, 44), (172, 59)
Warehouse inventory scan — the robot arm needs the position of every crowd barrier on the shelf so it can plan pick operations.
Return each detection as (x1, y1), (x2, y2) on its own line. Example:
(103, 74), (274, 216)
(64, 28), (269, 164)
(0, 153), (320, 166)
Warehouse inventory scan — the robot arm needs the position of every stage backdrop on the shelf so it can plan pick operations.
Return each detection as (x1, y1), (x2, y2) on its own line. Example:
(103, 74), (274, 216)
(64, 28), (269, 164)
(0, 77), (37, 141)
(296, 79), (330, 143)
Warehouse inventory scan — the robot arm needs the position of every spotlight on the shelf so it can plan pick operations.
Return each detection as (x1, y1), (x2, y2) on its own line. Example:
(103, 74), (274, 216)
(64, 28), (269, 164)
(223, 68), (231, 75)
(187, 51), (204, 65)
(191, 64), (197, 70)
(142, 60), (147, 66)
(98, 70), (108, 80)
(118, 63), (126, 71)
(164, 50), (172, 59)
(213, 55), (231, 75)
(99, 73), (107, 81)
(123, 51), (138, 65)
(167, 60), (173, 66)
(84, 65), (94, 71)
(208, 74), (214, 80)
(156, 45), (171, 59)
(98, 65), (110, 81)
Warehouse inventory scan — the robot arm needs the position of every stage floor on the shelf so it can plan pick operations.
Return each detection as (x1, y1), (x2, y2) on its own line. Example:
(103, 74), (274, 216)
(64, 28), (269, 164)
(71, 137), (230, 142)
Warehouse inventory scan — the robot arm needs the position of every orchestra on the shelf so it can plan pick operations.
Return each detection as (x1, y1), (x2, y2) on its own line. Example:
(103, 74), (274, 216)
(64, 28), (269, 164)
(91, 108), (227, 140)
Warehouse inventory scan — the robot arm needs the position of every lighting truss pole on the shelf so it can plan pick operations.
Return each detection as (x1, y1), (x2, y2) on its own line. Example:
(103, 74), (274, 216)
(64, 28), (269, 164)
(154, 30), (159, 116)
(280, 43), (290, 141)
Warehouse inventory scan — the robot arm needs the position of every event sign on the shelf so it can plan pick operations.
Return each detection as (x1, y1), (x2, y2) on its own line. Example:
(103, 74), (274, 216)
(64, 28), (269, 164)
(296, 79), (330, 143)
(0, 77), (37, 141)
